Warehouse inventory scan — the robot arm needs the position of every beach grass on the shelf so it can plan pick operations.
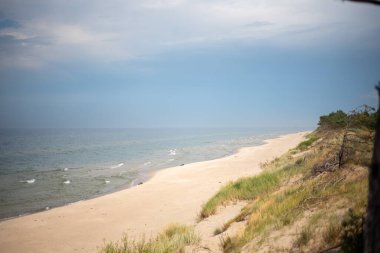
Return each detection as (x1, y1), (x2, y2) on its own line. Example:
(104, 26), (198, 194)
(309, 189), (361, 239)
(295, 227), (312, 247)
(98, 224), (200, 253)
(294, 132), (319, 151)
(199, 148), (311, 221)
(200, 126), (372, 252)
(199, 170), (282, 219)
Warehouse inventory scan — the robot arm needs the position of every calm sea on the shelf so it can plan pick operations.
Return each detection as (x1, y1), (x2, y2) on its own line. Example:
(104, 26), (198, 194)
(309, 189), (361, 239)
(0, 128), (305, 219)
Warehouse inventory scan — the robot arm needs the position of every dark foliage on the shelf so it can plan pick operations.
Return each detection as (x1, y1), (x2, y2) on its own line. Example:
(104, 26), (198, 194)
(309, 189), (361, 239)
(318, 106), (377, 131)
(318, 110), (348, 129)
(341, 209), (365, 253)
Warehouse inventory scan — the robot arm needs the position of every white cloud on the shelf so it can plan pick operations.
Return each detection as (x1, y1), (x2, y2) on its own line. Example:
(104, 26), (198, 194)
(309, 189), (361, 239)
(0, 0), (379, 69)
(49, 25), (97, 45)
(0, 29), (34, 40)
(141, 0), (186, 9)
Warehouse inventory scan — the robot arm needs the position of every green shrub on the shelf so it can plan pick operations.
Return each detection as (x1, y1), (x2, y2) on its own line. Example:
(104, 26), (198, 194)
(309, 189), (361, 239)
(318, 110), (348, 129)
(318, 107), (377, 130)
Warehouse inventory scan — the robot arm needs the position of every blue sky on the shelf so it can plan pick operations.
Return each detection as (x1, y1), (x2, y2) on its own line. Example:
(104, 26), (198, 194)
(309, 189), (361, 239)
(0, 0), (379, 128)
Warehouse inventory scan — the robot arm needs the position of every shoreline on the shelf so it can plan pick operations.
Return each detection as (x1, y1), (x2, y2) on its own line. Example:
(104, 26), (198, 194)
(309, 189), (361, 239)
(0, 131), (310, 253)
(0, 131), (296, 221)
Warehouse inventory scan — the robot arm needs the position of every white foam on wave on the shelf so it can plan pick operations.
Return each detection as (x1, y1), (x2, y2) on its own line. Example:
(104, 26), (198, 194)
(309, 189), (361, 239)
(143, 161), (151, 166)
(167, 158), (175, 162)
(110, 163), (124, 169)
(19, 179), (36, 184)
(63, 167), (69, 171)
(63, 180), (71, 184)
(168, 149), (176, 156)
(105, 180), (110, 184)
(26, 179), (35, 184)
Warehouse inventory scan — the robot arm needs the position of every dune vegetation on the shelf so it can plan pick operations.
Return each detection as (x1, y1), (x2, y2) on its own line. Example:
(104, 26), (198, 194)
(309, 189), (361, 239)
(98, 224), (200, 253)
(200, 105), (376, 252)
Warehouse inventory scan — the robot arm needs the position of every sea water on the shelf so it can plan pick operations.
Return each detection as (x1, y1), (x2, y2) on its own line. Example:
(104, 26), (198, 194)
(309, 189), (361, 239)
(0, 128), (306, 219)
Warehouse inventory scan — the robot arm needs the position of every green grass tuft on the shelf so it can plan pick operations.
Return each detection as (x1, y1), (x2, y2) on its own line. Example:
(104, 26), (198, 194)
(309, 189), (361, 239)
(295, 133), (319, 151)
(199, 170), (282, 219)
(98, 224), (200, 253)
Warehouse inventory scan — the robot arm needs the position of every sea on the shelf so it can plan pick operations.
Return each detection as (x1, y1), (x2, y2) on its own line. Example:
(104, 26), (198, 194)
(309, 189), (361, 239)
(0, 127), (307, 219)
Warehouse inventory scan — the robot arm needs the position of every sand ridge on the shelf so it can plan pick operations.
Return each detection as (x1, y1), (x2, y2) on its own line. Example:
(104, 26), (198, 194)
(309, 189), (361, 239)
(0, 131), (309, 253)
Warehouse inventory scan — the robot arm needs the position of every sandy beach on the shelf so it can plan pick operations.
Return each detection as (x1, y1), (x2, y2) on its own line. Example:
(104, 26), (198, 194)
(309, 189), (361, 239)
(0, 131), (308, 253)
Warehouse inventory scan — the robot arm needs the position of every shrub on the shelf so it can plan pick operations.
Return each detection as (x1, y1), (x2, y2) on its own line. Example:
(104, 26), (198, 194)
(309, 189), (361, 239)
(318, 110), (348, 129)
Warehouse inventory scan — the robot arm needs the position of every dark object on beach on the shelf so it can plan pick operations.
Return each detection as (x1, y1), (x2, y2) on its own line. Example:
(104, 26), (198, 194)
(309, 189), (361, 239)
(138, 182), (143, 185)
(180, 164), (185, 166)
(365, 83), (380, 253)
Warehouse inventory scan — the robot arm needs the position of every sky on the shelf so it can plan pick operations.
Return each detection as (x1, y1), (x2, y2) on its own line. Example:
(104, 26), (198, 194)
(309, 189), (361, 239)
(0, 0), (379, 128)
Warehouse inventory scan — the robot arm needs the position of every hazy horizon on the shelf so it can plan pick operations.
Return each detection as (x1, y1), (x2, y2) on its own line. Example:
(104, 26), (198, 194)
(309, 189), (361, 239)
(0, 126), (314, 130)
(0, 0), (379, 128)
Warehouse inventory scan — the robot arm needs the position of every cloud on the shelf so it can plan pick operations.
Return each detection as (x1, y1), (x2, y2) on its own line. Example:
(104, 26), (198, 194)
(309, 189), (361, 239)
(0, 29), (33, 40)
(47, 25), (97, 45)
(243, 21), (274, 28)
(0, 18), (20, 29)
(161, 36), (206, 47)
(0, 0), (379, 69)
(141, 0), (186, 9)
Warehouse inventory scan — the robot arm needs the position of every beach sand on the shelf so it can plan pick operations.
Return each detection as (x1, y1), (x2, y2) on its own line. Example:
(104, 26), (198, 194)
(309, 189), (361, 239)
(0, 131), (308, 253)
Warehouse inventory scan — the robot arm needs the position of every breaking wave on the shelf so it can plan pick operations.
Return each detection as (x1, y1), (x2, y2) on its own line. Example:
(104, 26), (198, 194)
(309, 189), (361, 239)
(110, 163), (124, 169)
(19, 179), (36, 184)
